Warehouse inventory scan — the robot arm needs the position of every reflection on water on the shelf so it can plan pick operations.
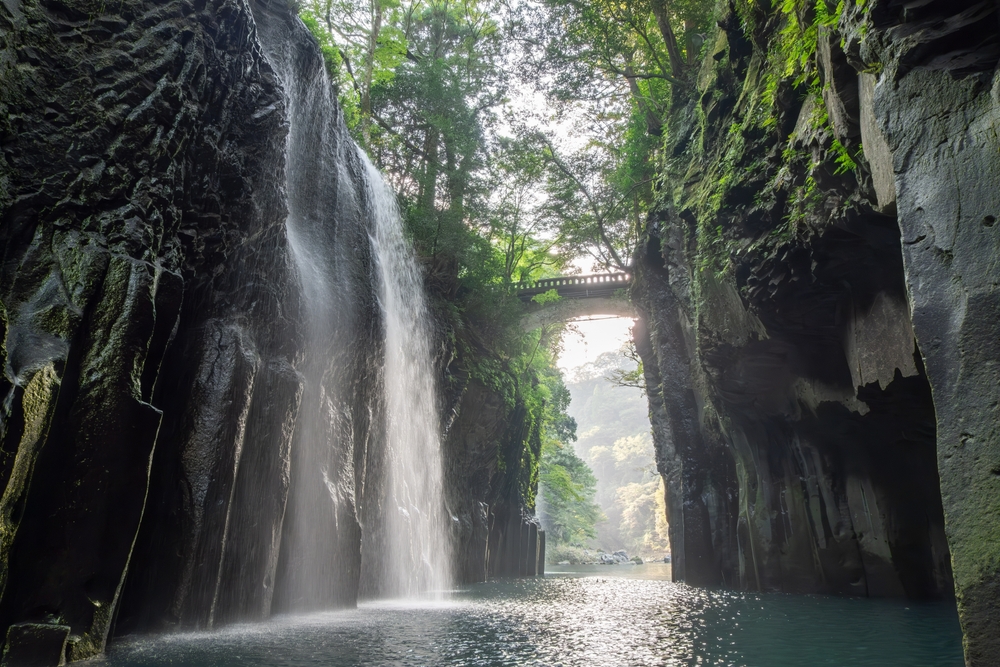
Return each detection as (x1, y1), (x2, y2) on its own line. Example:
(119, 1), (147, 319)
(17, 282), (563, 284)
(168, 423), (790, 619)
(106, 564), (964, 667)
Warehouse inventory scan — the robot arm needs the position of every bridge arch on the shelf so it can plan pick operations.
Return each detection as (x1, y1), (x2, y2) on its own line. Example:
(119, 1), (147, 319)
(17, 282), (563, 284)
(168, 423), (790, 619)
(520, 297), (638, 330)
(516, 273), (639, 330)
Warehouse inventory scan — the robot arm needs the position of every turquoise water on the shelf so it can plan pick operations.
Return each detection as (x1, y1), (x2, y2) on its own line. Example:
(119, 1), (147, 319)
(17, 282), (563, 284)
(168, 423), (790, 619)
(105, 564), (964, 666)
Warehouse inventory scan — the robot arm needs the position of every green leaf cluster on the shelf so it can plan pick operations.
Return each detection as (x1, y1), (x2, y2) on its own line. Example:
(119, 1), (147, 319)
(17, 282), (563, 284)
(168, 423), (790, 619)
(536, 366), (603, 547)
(565, 352), (667, 555)
(292, 0), (713, 530)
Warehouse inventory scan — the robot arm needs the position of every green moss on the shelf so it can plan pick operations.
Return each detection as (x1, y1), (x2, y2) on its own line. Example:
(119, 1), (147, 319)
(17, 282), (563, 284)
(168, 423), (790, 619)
(783, 174), (823, 227)
(733, 0), (844, 133)
(299, 14), (342, 79)
(0, 364), (61, 600)
(696, 223), (731, 277)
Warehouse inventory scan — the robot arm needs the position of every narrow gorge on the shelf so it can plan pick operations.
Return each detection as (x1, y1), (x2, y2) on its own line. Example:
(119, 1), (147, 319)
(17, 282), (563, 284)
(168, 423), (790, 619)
(0, 0), (998, 665)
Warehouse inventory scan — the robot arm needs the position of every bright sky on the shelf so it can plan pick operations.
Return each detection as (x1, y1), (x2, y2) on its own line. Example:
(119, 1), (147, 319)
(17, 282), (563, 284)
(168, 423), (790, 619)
(557, 315), (635, 374)
(501, 76), (635, 377)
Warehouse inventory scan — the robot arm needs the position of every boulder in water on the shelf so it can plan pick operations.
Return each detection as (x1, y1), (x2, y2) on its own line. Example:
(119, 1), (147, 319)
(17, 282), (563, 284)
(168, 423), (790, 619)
(2, 623), (69, 667)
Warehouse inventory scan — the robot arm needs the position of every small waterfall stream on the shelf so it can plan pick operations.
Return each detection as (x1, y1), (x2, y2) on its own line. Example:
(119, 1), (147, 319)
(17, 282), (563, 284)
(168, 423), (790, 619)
(363, 154), (452, 598)
(264, 15), (362, 611)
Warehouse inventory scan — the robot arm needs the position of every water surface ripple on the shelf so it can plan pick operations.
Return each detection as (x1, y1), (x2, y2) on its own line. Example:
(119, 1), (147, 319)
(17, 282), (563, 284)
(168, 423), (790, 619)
(107, 565), (964, 666)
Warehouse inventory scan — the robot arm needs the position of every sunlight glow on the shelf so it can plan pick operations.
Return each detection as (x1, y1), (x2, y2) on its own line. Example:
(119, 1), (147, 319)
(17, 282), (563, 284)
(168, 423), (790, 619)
(557, 316), (635, 374)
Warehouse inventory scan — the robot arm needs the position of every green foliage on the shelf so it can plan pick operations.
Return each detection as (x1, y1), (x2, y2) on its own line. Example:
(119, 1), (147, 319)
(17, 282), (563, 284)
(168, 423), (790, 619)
(539, 438), (603, 546)
(606, 340), (646, 392)
(565, 352), (668, 555)
(615, 477), (671, 555)
(300, 13), (343, 78)
(696, 223), (729, 276)
(474, 344), (587, 515)
(783, 174), (822, 228)
(502, 0), (718, 270)
(681, 0), (867, 288)
(294, 0), (713, 530)
(730, 0), (844, 133)
(531, 289), (561, 306)
(481, 136), (569, 284)
(830, 137), (858, 174)
(298, 0), (409, 137)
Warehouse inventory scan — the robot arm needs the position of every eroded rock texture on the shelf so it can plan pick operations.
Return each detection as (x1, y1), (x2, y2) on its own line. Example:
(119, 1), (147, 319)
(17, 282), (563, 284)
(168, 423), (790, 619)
(440, 370), (545, 583)
(0, 0), (296, 657)
(634, 0), (1000, 661)
(0, 1), (543, 660)
(865, 1), (1000, 661)
(0, 0), (377, 658)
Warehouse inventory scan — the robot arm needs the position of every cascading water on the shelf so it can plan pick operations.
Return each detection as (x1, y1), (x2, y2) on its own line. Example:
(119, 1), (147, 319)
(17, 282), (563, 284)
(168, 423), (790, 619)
(268, 26), (364, 610)
(361, 153), (453, 598)
(253, 3), (451, 609)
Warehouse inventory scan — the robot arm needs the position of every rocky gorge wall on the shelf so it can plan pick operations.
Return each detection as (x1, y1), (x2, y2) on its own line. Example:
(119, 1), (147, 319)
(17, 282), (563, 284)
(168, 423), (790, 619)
(632, 0), (1000, 661)
(440, 376), (545, 583)
(1, 0), (307, 657)
(0, 0), (540, 662)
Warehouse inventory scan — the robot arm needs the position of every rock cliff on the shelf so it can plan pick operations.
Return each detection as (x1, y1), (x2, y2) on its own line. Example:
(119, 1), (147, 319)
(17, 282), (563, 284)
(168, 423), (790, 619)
(0, 0), (539, 661)
(1, 0), (303, 657)
(632, 0), (1000, 661)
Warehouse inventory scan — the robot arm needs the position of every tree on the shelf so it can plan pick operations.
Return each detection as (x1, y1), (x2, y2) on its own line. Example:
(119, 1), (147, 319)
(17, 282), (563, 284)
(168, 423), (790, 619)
(499, 0), (715, 272)
(607, 339), (646, 393)
(295, 0), (714, 542)
(565, 352), (663, 552)
(539, 440), (603, 546)
(536, 129), (649, 272)
(370, 0), (506, 229)
(478, 136), (567, 284)
(299, 0), (407, 138)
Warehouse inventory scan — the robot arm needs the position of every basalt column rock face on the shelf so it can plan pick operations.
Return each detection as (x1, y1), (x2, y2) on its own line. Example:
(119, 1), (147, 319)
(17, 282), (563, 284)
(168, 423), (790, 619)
(0, 0), (382, 659)
(0, 0), (292, 656)
(851, 0), (1000, 660)
(630, 0), (982, 608)
(439, 373), (545, 583)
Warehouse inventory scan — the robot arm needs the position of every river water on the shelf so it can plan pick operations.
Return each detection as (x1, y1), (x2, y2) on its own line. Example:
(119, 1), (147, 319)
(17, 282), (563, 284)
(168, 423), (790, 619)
(106, 564), (964, 666)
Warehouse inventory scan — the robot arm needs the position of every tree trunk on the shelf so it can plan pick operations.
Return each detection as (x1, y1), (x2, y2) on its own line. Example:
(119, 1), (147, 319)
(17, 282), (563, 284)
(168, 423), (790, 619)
(361, 0), (383, 142)
(649, 0), (686, 81)
(624, 65), (663, 136)
(421, 126), (441, 252)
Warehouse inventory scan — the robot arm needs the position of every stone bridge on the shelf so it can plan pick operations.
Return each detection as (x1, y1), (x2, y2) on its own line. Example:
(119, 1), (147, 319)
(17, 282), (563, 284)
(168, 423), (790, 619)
(515, 273), (637, 330)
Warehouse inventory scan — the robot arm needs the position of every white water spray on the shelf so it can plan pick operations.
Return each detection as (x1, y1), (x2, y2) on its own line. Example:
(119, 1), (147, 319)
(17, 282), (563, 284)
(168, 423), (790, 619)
(253, 5), (451, 607)
(362, 152), (453, 597)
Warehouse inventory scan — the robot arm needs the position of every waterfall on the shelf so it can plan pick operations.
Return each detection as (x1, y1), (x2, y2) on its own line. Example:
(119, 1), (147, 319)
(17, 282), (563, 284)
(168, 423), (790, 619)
(362, 153), (453, 598)
(253, 3), (451, 609)
(269, 23), (364, 610)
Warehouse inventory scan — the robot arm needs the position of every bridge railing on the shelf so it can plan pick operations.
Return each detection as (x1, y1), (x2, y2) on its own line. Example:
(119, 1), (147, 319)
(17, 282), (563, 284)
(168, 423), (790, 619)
(514, 272), (631, 292)
(514, 273), (632, 302)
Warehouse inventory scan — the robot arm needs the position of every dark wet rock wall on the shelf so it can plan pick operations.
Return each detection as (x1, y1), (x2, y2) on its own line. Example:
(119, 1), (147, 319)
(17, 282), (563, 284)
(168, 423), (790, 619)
(440, 373), (545, 583)
(866, 1), (1000, 660)
(0, 0), (300, 657)
(0, 1), (541, 659)
(633, 0), (1000, 661)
